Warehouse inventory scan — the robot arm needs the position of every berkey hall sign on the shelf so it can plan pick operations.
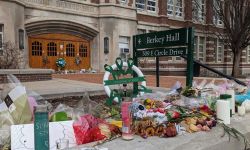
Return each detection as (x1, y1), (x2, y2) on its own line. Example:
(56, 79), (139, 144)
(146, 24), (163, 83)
(135, 28), (188, 49)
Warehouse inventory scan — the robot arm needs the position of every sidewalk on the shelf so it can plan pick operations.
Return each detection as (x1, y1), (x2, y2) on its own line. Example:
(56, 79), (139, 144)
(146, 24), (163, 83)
(1, 78), (170, 99)
(53, 74), (228, 89)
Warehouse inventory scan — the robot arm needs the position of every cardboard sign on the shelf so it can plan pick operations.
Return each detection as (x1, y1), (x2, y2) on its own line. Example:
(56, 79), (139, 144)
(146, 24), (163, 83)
(11, 121), (77, 150)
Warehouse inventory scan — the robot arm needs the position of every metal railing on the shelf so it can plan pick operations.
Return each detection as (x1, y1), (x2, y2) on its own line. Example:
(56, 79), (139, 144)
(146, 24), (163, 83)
(181, 56), (247, 86)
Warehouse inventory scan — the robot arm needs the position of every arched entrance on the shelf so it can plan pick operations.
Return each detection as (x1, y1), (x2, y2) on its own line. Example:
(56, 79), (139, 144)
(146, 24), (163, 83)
(29, 34), (90, 70)
(25, 19), (98, 70)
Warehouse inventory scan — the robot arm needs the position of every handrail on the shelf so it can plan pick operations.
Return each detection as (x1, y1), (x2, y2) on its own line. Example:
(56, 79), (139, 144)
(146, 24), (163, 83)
(181, 56), (247, 86)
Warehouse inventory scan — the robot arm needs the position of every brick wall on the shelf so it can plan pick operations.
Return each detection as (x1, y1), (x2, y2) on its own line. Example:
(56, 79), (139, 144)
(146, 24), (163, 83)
(0, 74), (52, 83)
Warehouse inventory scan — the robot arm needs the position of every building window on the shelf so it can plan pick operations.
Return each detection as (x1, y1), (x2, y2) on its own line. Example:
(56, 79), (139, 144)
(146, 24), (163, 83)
(119, 36), (130, 61)
(167, 0), (174, 15)
(192, 0), (205, 23)
(136, 0), (146, 10)
(194, 36), (198, 59)
(215, 39), (224, 62)
(213, 0), (223, 26)
(147, 0), (156, 12)
(120, 0), (127, 3)
(19, 29), (24, 50)
(194, 36), (205, 61)
(137, 29), (146, 34)
(47, 42), (57, 56)
(66, 43), (75, 57)
(247, 46), (250, 63)
(79, 44), (88, 57)
(136, 0), (156, 12)
(167, 0), (183, 17)
(0, 25), (3, 55)
(104, 37), (109, 54)
(31, 41), (42, 56)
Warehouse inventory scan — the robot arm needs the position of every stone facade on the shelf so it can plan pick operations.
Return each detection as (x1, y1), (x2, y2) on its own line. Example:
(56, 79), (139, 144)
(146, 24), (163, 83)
(0, 0), (249, 75)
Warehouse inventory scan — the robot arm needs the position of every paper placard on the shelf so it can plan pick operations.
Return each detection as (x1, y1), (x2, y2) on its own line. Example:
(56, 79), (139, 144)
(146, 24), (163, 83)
(11, 121), (77, 150)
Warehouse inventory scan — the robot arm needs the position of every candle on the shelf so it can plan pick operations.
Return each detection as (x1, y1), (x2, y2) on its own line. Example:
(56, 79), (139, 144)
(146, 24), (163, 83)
(216, 100), (230, 124)
(121, 99), (133, 140)
(238, 106), (246, 116)
(226, 89), (235, 114)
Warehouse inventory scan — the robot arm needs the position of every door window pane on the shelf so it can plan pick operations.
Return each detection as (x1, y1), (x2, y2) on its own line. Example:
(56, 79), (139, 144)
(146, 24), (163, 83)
(32, 41), (42, 56)
(79, 44), (88, 57)
(47, 42), (57, 56)
(66, 43), (75, 57)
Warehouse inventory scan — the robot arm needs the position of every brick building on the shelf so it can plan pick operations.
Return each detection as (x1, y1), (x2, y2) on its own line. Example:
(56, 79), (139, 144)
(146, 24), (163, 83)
(0, 0), (249, 75)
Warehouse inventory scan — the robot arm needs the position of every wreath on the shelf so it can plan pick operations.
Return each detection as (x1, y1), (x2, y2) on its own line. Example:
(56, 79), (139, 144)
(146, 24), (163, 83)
(56, 58), (66, 68)
(75, 57), (81, 66)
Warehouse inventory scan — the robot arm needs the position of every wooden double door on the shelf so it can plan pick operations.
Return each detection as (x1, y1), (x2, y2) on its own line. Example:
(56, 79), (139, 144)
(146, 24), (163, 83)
(29, 34), (90, 70)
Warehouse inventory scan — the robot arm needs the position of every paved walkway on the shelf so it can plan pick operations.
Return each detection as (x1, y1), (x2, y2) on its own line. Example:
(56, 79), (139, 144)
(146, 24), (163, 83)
(53, 73), (227, 89)
(0, 77), (170, 99)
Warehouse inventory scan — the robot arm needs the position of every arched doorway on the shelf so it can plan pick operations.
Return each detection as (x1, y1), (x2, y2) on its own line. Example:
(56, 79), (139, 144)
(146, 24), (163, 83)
(29, 34), (90, 70)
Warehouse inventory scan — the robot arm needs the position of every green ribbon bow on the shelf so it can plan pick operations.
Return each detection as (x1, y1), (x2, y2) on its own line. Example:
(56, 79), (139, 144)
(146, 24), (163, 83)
(125, 58), (134, 75)
(106, 90), (122, 106)
(139, 85), (152, 93)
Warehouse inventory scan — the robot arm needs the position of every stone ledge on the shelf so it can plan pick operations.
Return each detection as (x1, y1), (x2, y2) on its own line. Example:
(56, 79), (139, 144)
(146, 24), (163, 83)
(0, 69), (54, 75)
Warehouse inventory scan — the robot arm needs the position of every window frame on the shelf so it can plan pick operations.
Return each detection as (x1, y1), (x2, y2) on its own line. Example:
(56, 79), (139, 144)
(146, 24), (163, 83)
(167, 0), (183, 18)
(79, 44), (88, 57)
(194, 36), (206, 62)
(31, 41), (42, 56)
(167, 0), (174, 16)
(247, 46), (250, 63)
(136, 0), (146, 10)
(213, 0), (223, 26)
(147, 0), (156, 12)
(47, 42), (57, 57)
(175, 0), (183, 17)
(0, 24), (3, 55)
(192, 0), (206, 23)
(66, 43), (75, 57)
(136, 0), (157, 13)
(215, 39), (224, 62)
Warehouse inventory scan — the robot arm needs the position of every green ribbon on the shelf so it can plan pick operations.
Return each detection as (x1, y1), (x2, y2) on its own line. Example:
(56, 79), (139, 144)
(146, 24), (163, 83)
(139, 85), (152, 93)
(125, 58), (134, 75)
(104, 77), (146, 85)
(115, 57), (123, 71)
(51, 112), (68, 122)
(104, 64), (119, 80)
(106, 90), (122, 106)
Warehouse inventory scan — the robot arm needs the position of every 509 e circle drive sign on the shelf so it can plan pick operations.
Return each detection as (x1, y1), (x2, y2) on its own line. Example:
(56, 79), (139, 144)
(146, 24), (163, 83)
(136, 47), (187, 57)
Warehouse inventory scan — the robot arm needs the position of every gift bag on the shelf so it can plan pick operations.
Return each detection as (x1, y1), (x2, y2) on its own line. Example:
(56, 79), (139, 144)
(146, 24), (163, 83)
(73, 114), (107, 145)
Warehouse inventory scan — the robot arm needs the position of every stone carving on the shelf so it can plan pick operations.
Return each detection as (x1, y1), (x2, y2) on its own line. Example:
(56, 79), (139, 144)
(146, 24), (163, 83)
(22, 0), (97, 13)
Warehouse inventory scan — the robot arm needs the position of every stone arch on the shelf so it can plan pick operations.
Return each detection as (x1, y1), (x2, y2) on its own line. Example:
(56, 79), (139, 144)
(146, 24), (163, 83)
(25, 19), (99, 40)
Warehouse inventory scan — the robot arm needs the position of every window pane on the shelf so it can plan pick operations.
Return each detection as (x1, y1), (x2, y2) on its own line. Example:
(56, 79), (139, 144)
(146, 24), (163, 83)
(175, 0), (183, 17)
(47, 42), (57, 56)
(167, 0), (174, 15)
(192, 0), (205, 22)
(32, 41), (42, 56)
(0, 25), (3, 32)
(136, 0), (145, 10)
(0, 33), (2, 49)
(147, 0), (156, 11)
